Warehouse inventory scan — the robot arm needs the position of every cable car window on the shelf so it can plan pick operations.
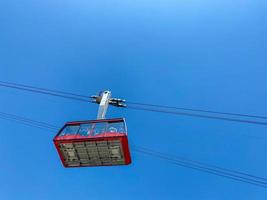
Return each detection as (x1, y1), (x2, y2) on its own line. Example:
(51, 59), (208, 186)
(92, 122), (107, 135)
(107, 122), (125, 133)
(78, 124), (92, 136)
(60, 125), (80, 136)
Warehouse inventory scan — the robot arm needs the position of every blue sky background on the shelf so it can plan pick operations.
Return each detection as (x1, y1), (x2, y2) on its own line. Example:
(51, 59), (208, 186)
(1, 0), (267, 199)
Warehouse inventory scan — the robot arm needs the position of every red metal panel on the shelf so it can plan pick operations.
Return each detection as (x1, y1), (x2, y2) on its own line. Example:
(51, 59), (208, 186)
(120, 136), (131, 165)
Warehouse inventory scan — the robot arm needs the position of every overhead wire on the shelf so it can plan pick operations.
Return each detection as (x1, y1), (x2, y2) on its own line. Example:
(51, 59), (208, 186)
(0, 112), (267, 188)
(0, 82), (89, 102)
(134, 146), (267, 182)
(0, 80), (89, 99)
(126, 105), (267, 126)
(1, 80), (267, 127)
(127, 101), (267, 120)
(134, 148), (267, 189)
(0, 111), (59, 129)
(0, 115), (55, 131)
(2, 80), (267, 120)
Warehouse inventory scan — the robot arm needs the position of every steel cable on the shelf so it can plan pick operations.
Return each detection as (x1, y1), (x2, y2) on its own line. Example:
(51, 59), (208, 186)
(1, 80), (267, 126)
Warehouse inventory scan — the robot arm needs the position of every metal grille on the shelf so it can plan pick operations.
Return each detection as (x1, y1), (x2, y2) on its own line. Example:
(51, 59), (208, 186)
(59, 140), (125, 167)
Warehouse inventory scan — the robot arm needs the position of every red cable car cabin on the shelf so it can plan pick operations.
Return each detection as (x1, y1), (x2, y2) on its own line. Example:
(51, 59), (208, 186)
(54, 118), (131, 167)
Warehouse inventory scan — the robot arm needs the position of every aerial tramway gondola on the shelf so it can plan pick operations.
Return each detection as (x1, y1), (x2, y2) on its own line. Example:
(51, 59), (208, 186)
(54, 91), (131, 167)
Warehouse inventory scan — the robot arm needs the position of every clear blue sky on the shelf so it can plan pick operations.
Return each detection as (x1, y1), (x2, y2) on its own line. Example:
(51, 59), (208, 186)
(0, 0), (267, 199)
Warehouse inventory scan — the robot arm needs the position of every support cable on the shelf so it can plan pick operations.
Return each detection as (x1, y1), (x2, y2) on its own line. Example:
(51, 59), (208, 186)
(1, 81), (267, 126)
(127, 101), (267, 120)
(0, 82), (89, 102)
(134, 146), (267, 181)
(0, 112), (59, 129)
(126, 106), (267, 126)
(0, 80), (89, 99)
(134, 148), (267, 189)
(0, 115), (56, 131)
